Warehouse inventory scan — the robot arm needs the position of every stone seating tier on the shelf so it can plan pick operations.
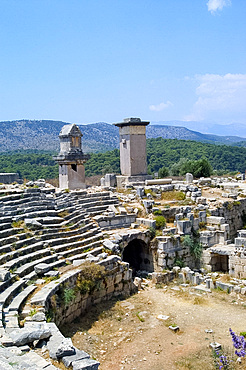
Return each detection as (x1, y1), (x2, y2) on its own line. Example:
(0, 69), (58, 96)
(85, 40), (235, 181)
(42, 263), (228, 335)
(58, 240), (103, 259)
(3, 247), (52, 271)
(52, 232), (103, 255)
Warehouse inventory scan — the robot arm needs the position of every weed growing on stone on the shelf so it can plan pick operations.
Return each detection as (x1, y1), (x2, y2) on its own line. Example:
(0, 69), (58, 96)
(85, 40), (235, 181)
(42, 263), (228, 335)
(76, 263), (106, 295)
(63, 288), (76, 306)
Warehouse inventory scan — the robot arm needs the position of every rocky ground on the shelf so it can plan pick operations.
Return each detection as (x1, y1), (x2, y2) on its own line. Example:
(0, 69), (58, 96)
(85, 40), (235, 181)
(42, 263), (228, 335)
(60, 281), (246, 370)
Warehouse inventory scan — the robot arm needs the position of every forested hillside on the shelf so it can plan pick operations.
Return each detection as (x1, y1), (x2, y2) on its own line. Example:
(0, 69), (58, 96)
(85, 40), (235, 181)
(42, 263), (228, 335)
(0, 138), (246, 181)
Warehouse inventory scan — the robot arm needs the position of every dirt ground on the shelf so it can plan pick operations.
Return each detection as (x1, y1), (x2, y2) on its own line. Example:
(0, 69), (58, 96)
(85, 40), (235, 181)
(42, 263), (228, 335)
(60, 281), (246, 370)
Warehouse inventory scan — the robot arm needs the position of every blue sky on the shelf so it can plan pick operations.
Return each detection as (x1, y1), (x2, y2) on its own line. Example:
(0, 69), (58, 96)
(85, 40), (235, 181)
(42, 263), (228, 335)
(0, 0), (245, 125)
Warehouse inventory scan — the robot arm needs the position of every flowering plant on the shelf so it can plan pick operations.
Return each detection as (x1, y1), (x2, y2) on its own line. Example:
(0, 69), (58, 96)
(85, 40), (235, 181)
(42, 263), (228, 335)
(229, 328), (246, 358)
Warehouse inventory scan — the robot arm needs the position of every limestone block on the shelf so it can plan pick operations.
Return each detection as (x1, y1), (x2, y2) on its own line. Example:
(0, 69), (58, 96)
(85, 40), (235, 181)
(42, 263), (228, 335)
(34, 263), (50, 275)
(207, 216), (225, 225)
(115, 282), (123, 291)
(62, 350), (90, 367)
(123, 269), (132, 281)
(24, 218), (43, 230)
(9, 325), (51, 346)
(186, 173), (193, 184)
(72, 358), (100, 370)
(0, 269), (11, 282)
(114, 273), (123, 285)
(106, 285), (115, 295)
(241, 287), (246, 295)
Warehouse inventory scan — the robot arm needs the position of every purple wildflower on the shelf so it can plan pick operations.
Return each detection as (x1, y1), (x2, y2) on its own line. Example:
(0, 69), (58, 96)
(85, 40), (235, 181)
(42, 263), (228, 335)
(229, 328), (246, 357)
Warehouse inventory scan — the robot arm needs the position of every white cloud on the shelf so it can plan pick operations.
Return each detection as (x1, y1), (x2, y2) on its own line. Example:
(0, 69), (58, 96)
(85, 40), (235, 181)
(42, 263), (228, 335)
(149, 101), (173, 112)
(207, 0), (231, 14)
(186, 73), (246, 122)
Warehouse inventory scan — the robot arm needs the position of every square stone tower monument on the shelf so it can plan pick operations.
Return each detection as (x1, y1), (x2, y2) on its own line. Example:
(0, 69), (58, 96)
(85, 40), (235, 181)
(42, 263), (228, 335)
(114, 117), (151, 187)
(54, 124), (89, 190)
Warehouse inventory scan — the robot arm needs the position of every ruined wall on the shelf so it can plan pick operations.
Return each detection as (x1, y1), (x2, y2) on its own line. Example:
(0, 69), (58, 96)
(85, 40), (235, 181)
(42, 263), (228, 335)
(155, 235), (199, 271)
(210, 199), (246, 239)
(42, 260), (134, 327)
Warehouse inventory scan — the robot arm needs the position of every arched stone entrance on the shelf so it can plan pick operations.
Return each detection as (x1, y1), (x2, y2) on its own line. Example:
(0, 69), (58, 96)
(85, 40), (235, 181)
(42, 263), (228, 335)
(122, 238), (154, 275)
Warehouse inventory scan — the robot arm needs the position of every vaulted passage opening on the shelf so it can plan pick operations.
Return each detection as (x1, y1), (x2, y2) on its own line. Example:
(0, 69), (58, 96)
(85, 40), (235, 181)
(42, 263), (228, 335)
(122, 239), (154, 275)
(211, 253), (229, 273)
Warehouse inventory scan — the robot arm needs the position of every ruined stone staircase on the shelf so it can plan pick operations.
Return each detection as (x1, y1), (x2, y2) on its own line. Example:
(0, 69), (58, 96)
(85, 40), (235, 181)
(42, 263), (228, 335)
(0, 187), (122, 369)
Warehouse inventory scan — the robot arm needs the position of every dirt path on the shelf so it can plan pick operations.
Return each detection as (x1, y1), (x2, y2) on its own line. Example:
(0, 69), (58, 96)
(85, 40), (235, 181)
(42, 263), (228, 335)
(61, 283), (246, 370)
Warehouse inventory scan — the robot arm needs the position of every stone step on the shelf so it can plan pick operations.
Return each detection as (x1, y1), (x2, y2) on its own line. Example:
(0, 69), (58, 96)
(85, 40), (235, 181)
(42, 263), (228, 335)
(62, 216), (91, 231)
(13, 210), (59, 221)
(80, 199), (118, 211)
(66, 245), (103, 262)
(0, 236), (38, 255)
(0, 276), (15, 294)
(77, 195), (112, 206)
(0, 241), (44, 265)
(48, 228), (100, 248)
(39, 222), (95, 242)
(60, 241), (103, 260)
(0, 279), (26, 307)
(0, 227), (24, 240)
(0, 231), (33, 248)
(62, 213), (88, 227)
(62, 207), (87, 220)
(0, 216), (12, 224)
(35, 216), (64, 225)
(7, 284), (37, 313)
(0, 223), (12, 231)
(3, 247), (51, 271)
(15, 254), (59, 278)
(30, 269), (80, 306)
(52, 232), (103, 254)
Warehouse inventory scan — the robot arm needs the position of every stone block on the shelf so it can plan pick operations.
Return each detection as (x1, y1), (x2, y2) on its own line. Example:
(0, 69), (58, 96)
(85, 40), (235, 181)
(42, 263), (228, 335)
(62, 350), (90, 367)
(186, 173), (193, 184)
(72, 358), (100, 370)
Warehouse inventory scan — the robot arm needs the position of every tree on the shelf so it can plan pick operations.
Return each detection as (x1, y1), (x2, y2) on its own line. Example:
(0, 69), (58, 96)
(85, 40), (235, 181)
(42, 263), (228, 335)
(158, 166), (169, 178)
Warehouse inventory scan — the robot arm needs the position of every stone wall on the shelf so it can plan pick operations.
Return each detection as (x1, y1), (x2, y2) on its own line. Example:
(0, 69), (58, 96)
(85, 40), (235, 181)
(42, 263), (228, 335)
(155, 235), (198, 271)
(31, 257), (135, 327)
(210, 198), (246, 239)
(0, 173), (19, 184)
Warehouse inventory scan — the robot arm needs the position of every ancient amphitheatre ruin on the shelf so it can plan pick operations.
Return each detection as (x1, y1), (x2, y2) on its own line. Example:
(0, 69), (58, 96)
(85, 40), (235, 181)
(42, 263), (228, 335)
(0, 118), (245, 369)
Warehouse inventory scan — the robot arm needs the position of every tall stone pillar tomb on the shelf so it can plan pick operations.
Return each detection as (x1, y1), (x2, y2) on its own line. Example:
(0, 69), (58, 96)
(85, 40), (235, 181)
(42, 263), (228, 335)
(114, 117), (151, 187)
(54, 124), (89, 190)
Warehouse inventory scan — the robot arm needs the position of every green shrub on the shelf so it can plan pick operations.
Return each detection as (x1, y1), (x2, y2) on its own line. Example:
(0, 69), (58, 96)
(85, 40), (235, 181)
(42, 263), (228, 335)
(183, 234), (203, 260)
(148, 226), (156, 239)
(76, 263), (106, 295)
(154, 216), (166, 230)
(63, 288), (76, 306)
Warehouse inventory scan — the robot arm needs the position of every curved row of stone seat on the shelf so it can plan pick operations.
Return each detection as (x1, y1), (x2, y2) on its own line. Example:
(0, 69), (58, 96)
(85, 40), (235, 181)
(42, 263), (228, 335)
(4, 285), (37, 332)
(0, 188), (125, 369)
(0, 278), (27, 329)
(2, 246), (53, 271)
(51, 232), (103, 254)
(0, 240), (45, 265)
(37, 221), (95, 242)
(0, 235), (38, 255)
(59, 240), (103, 259)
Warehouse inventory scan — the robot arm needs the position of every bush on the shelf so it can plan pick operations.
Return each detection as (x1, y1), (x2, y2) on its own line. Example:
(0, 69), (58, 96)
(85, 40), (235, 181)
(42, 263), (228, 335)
(148, 227), (156, 239)
(154, 215), (166, 230)
(183, 235), (203, 260)
(76, 263), (106, 295)
(158, 166), (169, 178)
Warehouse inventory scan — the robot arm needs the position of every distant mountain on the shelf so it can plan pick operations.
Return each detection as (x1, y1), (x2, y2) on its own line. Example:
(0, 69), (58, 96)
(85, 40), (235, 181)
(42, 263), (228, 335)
(0, 119), (246, 153)
(152, 120), (246, 138)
